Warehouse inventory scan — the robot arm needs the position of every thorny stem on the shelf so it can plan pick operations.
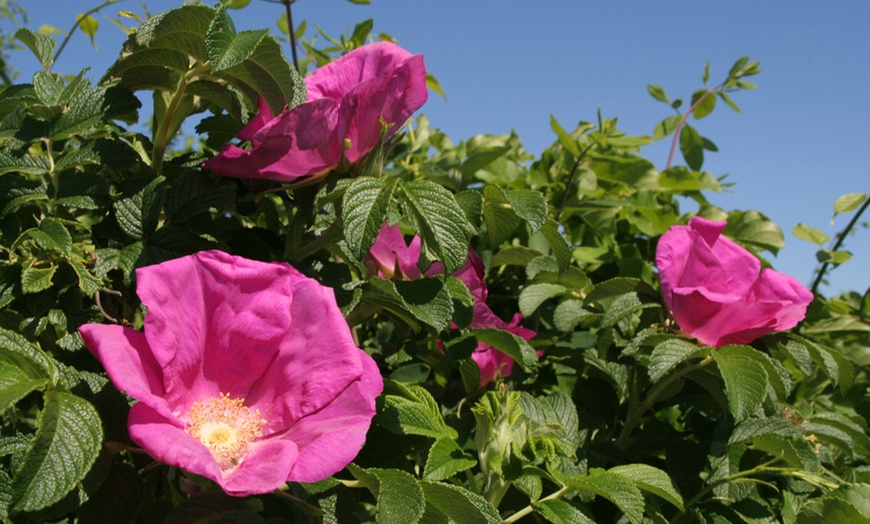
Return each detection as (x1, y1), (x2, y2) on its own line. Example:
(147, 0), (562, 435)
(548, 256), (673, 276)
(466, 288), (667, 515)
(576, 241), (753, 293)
(503, 486), (572, 523)
(810, 194), (870, 295)
(665, 81), (724, 170)
(615, 355), (714, 449)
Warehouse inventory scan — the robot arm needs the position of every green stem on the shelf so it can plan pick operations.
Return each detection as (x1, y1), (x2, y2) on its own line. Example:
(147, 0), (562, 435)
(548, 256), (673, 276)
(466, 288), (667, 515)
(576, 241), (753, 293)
(53, 0), (124, 66)
(615, 355), (713, 449)
(503, 486), (572, 523)
(810, 193), (870, 295)
(152, 62), (211, 174)
(665, 82), (724, 169)
(555, 142), (595, 222)
(291, 220), (343, 261)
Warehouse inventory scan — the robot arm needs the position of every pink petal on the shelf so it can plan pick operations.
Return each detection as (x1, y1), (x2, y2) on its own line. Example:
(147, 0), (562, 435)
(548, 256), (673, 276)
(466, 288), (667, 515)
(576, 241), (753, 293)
(365, 223), (423, 279)
(220, 439), (299, 496)
(237, 95), (275, 142)
(283, 352), (382, 482)
(203, 98), (341, 181)
(135, 251), (300, 411)
(338, 54), (428, 163)
(471, 305), (536, 387)
(452, 249), (487, 302)
(78, 324), (175, 421)
(247, 272), (373, 430)
(306, 42), (419, 102)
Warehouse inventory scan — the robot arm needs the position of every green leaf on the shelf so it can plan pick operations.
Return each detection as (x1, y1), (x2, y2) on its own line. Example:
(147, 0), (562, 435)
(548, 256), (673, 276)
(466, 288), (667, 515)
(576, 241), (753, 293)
(600, 292), (659, 329)
(342, 177), (398, 258)
(533, 499), (595, 524)
(471, 327), (538, 372)
(12, 390), (102, 512)
(566, 468), (645, 524)
(608, 464), (684, 511)
(492, 246), (542, 268)
(816, 249), (852, 265)
(519, 283), (566, 317)
(712, 345), (770, 421)
(0, 360), (48, 414)
(482, 184), (522, 247)
(420, 481), (502, 524)
(50, 84), (141, 140)
(0, 328), (55, 383)
(77, 14), (99, 49)
(379, 381), (458, 439)
(793, 223), (830, 246)
(647, 84), (669, 104)
(724, 210), (785, 255)
(206, 6), (268, 72)
(423, 438), (477, 481)
(690, 89), (716, 119)
(788, 334), (853, 391)
(584, 277), (642, 309)
(349, 466), (425, 524)
(553, 299), (594, 332)
(15, 28), (56, 72)
(652, 115), (681, 140)
(21, 263), (56, 294)
(833, 192), (867, 216)
(540, 219), (572, 273)
(369, 277), (453, 331)
(550, 115), (581, 156)
(400, 180), (473, 275)
(113, 176), (166, 240)
(504, 189), (548, 233)
(66, 256), (104, 296)
(648, 338), (706, 383)
(679, 124), (704, 170)
(658, 166), (722, 192)
(718, 91), (741, 112)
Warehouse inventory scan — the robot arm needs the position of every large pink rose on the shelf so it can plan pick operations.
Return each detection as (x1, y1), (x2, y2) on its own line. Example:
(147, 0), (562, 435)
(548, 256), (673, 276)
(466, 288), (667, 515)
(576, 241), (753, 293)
(204, 42), (428, 182)
(656, 216), (813, 347)
(79, 250), (382, 496)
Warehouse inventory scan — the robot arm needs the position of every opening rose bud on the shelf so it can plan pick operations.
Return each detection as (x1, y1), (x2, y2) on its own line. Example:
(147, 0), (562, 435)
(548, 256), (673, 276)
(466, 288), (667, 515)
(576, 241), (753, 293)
(656, 216), (814, 347)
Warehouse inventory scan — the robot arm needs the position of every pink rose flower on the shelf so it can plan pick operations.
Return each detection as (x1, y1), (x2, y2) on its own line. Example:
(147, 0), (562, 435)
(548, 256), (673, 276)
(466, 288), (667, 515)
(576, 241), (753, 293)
(656, 216), (813, 347)
(366, 223), (536, 386)
(204, 42), (428, 182)
(79, 250), (382, 496)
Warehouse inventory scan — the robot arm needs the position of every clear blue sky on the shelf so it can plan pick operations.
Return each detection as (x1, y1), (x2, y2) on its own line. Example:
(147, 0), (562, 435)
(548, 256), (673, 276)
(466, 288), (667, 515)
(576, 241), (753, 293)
(11, 0), (869, 296)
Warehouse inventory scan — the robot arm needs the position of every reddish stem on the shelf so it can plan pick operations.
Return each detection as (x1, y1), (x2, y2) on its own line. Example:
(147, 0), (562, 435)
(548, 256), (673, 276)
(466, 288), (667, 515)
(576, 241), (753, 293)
(665, 81), (724, 169)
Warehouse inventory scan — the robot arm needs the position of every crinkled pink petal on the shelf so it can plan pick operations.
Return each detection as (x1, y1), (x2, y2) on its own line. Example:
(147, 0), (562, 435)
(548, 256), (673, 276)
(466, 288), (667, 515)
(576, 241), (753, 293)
(78, 324), (176, 420)
(338, 54), (428, 163)
(237, 95), (275, 142)
(306, 42), (419, 101)
(134, 250), (299, 412)
(365, 223), (423, 279)
(656, 216), (812, 347)
(247, 272), (379, 430)
(283, 353), (383, 482)
(220, 439), (299, 496)
(203, 98), (341, 181)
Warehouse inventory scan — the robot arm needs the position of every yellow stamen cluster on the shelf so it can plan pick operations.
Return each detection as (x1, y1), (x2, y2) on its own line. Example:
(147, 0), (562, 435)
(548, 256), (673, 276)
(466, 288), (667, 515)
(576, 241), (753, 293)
(187, 393), (266, 469)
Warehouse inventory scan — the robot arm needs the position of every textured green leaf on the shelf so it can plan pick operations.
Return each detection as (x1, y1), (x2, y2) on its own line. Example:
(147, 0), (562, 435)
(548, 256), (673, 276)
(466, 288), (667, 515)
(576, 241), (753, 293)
(553, 299), (594, 332)
(533, 499), (595, 524)
(519, 283), (566, 316)
(349, 466), (425, 524)
(31, 218), (73, 256)
(797, 498), (869, 524)
(401, 180), (473, 275)
(206, 7), (268, 71)
(609, 464), (684, 511)
(520, 391), (581, 453)
(342, 177), (397, 259)
(0, 360), (47, 414)
(601, 292), (659, 329)
(789, 334), (853, 391)
(15, 28), (56, 72)
(21, 263), (56, 294)
(379, 381), (457, 439)
(504, 189), (548, 233)
(12, 390), (103, 512)
(420, 481), (502, 524)
(584, 277), (641, 309)
(482, 183), (521, 247)
(492, 246), (543, 268)
(540, 219), (572, 272)
(471, 327), (538, 372)
(648, 338), (705, 382)
(566, 468), (645, 524)
(713, 345), (770, 421)
(752, 433), (821, 472)
(0, 328), (54, 382)
(0, 150), (51, 176)
(424, 438), (477, 481)
(113, 176), (166, 240)
(369, 277), (453, 331)
(50, 85), (140, 140)
(66, 256), (103, 296)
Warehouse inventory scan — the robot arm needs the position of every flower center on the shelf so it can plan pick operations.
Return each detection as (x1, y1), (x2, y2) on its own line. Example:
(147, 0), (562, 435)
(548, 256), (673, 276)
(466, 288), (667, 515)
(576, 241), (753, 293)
(187, 393), (266, 469)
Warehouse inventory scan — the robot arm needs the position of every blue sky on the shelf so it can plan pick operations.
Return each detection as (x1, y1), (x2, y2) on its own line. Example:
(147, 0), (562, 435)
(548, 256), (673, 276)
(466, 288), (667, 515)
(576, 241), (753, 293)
(11, 0), (869, 295)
